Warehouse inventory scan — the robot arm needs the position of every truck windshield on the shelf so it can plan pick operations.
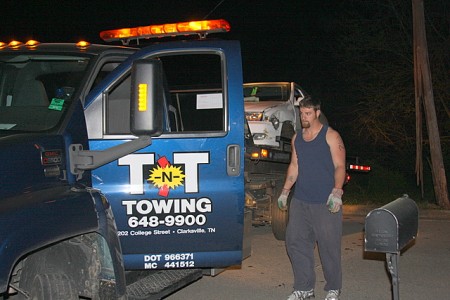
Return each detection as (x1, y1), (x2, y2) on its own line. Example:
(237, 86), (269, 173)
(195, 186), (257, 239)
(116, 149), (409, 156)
(243, 83), (290, 102)
(0, 54), (89, 132)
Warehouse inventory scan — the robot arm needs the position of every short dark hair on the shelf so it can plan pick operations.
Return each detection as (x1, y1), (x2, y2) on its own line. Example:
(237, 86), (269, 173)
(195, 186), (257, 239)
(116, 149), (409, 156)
(299, 97), (321, 111)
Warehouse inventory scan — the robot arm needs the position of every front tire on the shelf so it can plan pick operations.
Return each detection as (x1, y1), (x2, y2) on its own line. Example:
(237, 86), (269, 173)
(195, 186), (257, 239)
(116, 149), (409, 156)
(271, 183), (289, 241)
(280, 122), (295, 140)
(279, 122), (295, 151)
(21, 273), (77, 300)
(13, 235), (107, 300)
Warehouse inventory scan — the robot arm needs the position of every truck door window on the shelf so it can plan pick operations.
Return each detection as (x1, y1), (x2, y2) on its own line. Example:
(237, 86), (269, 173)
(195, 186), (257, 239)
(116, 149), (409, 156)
(104, 52), (225, 136)
(89, 62), (121, 93)
(106, 75), (131, 134)
(161, 53), (224, 133)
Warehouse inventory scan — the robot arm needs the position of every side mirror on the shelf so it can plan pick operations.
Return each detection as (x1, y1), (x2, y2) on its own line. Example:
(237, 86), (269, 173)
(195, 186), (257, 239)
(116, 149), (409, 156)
(130, 59), (164, 136)
(293, 93), (305, 106)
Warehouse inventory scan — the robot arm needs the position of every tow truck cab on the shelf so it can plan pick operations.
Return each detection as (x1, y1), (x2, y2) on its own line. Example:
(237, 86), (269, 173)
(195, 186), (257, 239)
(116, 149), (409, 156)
(0, 20), (245, 299)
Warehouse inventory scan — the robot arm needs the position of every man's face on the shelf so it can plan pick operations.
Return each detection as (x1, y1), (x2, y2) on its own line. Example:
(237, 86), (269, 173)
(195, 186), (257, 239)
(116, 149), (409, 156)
(299, 107), (319, 128)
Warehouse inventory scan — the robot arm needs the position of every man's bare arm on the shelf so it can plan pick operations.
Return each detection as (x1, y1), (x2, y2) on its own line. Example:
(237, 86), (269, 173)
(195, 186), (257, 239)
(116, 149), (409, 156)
(282, 134), (299, 191)
(327, 128), (346, 189)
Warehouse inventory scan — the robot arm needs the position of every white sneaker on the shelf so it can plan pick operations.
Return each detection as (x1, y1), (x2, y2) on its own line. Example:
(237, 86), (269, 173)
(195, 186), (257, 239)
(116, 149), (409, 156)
(325, 289), (340, 300)
(287, 289), (315, 300)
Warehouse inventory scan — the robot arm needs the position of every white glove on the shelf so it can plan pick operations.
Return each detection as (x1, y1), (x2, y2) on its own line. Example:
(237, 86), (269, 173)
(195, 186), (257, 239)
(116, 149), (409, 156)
(277, 189), (290, 211)
(327, 188), (343, 213)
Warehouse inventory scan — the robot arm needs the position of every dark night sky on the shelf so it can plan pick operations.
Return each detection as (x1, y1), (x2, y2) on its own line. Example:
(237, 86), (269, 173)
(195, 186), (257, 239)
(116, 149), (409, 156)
(3, 1), (448, 176)
(1, 0), (338, 90)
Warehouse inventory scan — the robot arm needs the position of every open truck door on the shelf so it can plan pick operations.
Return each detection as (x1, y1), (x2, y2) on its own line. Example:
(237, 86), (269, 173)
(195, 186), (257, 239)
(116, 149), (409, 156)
(85, 39), (245, 272)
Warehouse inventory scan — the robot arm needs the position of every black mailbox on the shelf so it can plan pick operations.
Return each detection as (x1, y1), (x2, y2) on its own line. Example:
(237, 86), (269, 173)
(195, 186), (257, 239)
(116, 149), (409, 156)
(365, 195), (418, 253)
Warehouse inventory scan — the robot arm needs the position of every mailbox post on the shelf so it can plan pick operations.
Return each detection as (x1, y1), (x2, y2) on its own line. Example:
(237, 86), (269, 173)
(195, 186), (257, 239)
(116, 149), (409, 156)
(364, 195), (419, 300)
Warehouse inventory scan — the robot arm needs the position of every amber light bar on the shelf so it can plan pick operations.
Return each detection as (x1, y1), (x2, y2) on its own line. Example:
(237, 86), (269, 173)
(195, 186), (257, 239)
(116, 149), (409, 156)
(100, 19), (231, 43)
(0, 40), (91, 50)
(0, 40), (41, 50)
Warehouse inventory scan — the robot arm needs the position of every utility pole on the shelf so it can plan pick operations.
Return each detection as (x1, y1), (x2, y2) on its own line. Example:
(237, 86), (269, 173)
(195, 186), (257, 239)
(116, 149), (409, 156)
(412, 0), (449, 208)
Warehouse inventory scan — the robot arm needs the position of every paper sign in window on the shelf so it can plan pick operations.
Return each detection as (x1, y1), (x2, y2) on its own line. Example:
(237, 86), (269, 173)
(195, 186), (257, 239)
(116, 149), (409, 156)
(196, 93), (223, 110)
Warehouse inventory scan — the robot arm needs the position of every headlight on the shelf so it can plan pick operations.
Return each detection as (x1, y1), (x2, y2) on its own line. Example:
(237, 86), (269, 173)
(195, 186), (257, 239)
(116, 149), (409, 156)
(245, 112), (263, 121)
(269, 115), (280, 130)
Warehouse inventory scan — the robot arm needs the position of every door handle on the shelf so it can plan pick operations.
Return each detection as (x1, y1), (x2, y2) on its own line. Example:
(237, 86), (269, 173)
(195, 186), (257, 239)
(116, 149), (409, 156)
(227, 144), (241, 176)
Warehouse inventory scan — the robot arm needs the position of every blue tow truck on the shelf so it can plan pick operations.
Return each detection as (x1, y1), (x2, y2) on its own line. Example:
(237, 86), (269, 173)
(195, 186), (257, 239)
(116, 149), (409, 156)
(0, 20), (246, 299)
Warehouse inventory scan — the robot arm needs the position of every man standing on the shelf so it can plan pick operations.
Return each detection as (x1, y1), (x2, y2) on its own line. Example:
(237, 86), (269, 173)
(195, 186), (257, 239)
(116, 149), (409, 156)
(278, 97), (346, 300)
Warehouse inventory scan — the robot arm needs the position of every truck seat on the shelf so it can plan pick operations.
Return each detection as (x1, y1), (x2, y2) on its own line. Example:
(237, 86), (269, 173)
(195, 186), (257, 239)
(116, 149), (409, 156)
(12, 79), (49, 106)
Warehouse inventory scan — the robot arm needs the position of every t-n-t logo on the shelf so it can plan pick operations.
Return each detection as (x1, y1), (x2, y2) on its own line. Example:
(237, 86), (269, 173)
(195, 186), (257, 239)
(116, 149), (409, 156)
(118, 152), (209, 195)
(148, 155), (185, 197)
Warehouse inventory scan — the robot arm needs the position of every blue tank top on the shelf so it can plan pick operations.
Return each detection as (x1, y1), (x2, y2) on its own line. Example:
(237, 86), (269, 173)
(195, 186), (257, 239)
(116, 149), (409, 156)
(293, 125), (335, 203)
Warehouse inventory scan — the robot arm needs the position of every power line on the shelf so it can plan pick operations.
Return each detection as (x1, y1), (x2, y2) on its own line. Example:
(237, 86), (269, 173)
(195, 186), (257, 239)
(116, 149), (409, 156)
(203, 0), (227, 19)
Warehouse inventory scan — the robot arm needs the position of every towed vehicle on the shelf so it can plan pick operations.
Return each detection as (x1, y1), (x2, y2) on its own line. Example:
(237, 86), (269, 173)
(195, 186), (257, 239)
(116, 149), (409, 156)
(244, 82), (310, 151)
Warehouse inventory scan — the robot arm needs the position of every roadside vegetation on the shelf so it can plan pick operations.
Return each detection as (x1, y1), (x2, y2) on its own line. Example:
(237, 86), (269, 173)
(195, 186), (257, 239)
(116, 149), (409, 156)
(344, 162), (434, 206)
(320, 0), (448, 207)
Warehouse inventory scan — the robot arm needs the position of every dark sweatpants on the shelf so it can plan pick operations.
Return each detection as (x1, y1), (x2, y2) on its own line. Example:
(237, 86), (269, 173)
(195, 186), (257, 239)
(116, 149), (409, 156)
(286, 198), (342, 292)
